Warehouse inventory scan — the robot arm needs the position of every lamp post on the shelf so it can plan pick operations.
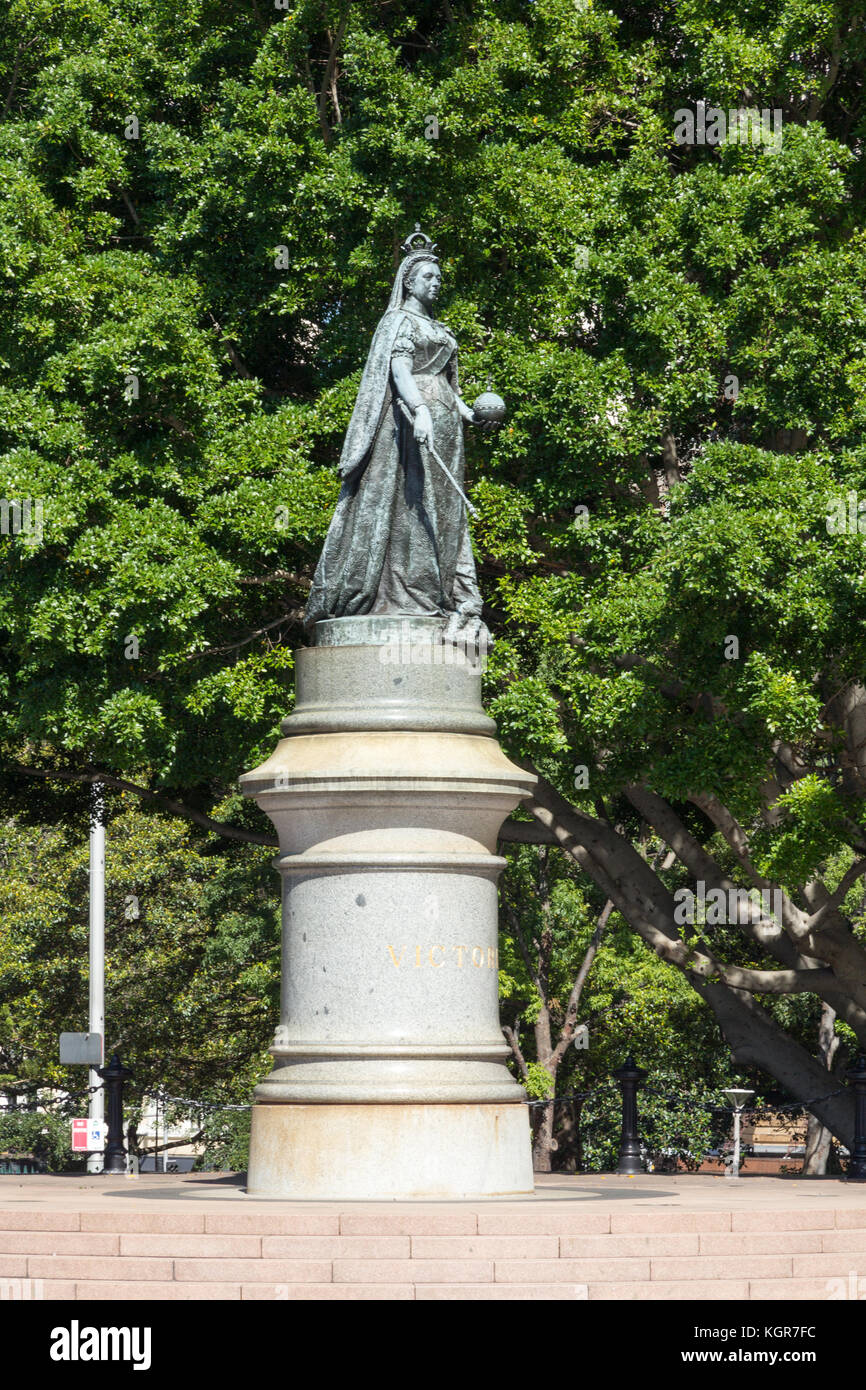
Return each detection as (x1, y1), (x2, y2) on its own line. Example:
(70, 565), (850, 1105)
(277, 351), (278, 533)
(614, 1055), (647, 1175)
(722, 1088), (754, 1179)
(87, 782), (105, 1174)
(845, 1055), (866, 1181)
(96, 1054), (133, 1176)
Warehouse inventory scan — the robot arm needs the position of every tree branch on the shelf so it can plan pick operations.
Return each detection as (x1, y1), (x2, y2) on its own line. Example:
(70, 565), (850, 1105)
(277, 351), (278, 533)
(625, 783), (808, 941)
(207, 312), (256, 381)
(501, 1023), (529, 1081)
(121, 191), (141, 227)
(239, 570), (308, 588)
(808, 858), (866, 932)
(2, 40), (25, 120)
(501, 893), (543, 997)
(167, 609), (303, 666)
(317, 16), (348, 144)
(807, 25), (844, 120)
(523, 767), (855, 1144)
(689, 791), (765, 886)
(249, 0), (268, 34)
(12, 764), (278, 847)
(550, 899), (612, 1068)
(661, 430), (680, 490)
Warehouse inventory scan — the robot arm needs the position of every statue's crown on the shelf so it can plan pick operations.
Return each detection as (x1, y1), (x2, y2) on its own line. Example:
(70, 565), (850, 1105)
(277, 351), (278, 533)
(400, 223), (438, 257)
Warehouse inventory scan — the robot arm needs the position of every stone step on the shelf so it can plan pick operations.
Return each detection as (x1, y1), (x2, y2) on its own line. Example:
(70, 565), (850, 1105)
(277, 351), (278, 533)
(4, 1202), (866, 1300)
(7, 1228), (866, 1259)
(10, 1249), (866, 1279)
(5, 1206), (866, 1236)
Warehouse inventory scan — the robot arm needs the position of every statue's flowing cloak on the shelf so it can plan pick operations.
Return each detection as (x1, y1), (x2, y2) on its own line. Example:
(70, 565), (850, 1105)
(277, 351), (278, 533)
(336, 308), (412, 482)
(305, 263), (483, 628)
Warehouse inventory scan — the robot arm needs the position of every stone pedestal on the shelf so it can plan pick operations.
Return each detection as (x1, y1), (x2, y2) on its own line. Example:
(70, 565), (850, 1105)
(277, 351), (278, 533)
(240, 615), (535, 1199)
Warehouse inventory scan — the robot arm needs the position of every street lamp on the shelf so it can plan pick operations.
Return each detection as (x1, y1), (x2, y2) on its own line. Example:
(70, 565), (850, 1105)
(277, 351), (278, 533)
(722, 1088), (754, 1179)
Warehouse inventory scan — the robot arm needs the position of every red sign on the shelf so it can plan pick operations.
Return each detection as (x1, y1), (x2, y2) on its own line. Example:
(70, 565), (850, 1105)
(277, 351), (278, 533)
(71, 1119), (88, 1152)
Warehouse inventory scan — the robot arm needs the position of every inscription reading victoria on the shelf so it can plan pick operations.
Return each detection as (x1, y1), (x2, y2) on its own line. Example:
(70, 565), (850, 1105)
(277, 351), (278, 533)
(387, 945), (499, 970)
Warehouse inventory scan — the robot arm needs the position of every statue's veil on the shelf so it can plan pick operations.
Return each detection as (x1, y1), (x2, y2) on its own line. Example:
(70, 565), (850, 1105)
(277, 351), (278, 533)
(337, 250), (439, 480)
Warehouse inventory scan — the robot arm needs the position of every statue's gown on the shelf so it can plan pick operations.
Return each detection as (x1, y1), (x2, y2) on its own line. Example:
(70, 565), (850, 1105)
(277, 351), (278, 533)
(304, 309), (483, 626)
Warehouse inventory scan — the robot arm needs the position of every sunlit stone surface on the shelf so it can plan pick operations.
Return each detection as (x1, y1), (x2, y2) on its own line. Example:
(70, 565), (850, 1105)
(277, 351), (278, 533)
(241, 616), (535, 1199)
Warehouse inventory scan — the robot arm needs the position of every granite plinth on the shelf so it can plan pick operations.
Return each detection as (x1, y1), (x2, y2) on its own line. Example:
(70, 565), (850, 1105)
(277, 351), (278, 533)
(281, 615), (495, 736)
(246, 1103), (533, 1200)
(240, 616), (535, 1198)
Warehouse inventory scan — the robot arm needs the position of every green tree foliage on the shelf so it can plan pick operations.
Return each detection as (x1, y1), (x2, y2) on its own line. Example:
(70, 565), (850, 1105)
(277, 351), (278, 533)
(0, 1111), (78, 1172)
(499, 842), (738, 1170)
(1, 0), (865, 1144)
(0, 798), (278, 1108)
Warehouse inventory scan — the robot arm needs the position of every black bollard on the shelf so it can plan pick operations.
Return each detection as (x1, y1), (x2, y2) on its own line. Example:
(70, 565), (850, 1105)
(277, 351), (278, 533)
(846, 1054), (866, 1181)
(614, 1054), (648, 1175)
(96, 1053), (134, 1175)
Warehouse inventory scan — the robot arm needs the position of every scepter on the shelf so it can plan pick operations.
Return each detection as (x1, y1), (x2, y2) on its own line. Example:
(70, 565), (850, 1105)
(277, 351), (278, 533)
(396, 398), (478, 517)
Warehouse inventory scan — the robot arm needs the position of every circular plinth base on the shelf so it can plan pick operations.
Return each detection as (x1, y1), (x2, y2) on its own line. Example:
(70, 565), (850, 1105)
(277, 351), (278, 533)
(246, 1102), (534, 1200)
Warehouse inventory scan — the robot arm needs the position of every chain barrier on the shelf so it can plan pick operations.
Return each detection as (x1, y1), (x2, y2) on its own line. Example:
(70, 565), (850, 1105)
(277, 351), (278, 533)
(8, 1079), (847, 1124)
(640, 1083), (846, 1116)
(524, 1082), (846, 1116)
(2, 1081), (104, 1114)
(154, 1091), (251, 1113)
(524, 1082), (618, 1109)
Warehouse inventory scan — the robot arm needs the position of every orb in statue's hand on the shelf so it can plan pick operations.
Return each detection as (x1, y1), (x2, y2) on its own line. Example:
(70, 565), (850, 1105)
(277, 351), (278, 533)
(471, 391), (506, 425)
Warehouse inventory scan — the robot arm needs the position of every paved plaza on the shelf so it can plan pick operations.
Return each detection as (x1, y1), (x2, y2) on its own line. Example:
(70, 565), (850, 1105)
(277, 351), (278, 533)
(2, 1172), (865, 1300)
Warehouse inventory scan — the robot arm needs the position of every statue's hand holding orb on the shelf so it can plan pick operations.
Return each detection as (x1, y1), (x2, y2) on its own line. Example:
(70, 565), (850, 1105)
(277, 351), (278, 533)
(471, 390), (506, 431)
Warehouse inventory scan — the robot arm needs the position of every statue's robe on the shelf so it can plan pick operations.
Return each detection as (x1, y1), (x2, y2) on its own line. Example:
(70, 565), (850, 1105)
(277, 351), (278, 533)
(304, 308), (483, 627)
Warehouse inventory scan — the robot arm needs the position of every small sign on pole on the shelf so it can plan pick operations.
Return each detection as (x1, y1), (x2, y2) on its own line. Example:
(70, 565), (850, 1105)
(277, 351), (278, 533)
(71, 1118), (105, 1152)
(60, 1033), (103, 1066)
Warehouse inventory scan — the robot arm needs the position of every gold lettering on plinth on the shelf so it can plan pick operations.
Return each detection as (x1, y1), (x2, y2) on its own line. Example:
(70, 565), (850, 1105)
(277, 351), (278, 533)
(384, 944), (497, 970)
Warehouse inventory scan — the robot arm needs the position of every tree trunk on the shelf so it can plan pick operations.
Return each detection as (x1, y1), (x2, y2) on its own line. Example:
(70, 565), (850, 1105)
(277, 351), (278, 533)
(803, 1003), (840, 1175)
(500, 853), (608, 1172)
(554, 1100), (582, 1172)
(533, 1097), (556, 1171)
(524, 770), (857, 1148)
(661, 431), (679, 490)
(532, 1003), (556, 1171)
(803, 1113), (833, 1175)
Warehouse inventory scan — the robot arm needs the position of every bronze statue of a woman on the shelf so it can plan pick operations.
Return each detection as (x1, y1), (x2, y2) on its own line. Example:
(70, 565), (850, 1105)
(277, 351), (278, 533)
(304, 227), (498, 644)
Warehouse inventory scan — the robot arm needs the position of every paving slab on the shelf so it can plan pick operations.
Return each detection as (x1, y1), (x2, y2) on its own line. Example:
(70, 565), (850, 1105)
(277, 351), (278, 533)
(2, 1172), (864, 1301)
(1, 1171), (866, 1217)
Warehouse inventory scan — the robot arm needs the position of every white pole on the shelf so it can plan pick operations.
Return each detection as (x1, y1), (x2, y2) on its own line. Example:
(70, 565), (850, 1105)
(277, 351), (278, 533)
(87, 784), (105, 1174)
(730, 1105), (742, 1180)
